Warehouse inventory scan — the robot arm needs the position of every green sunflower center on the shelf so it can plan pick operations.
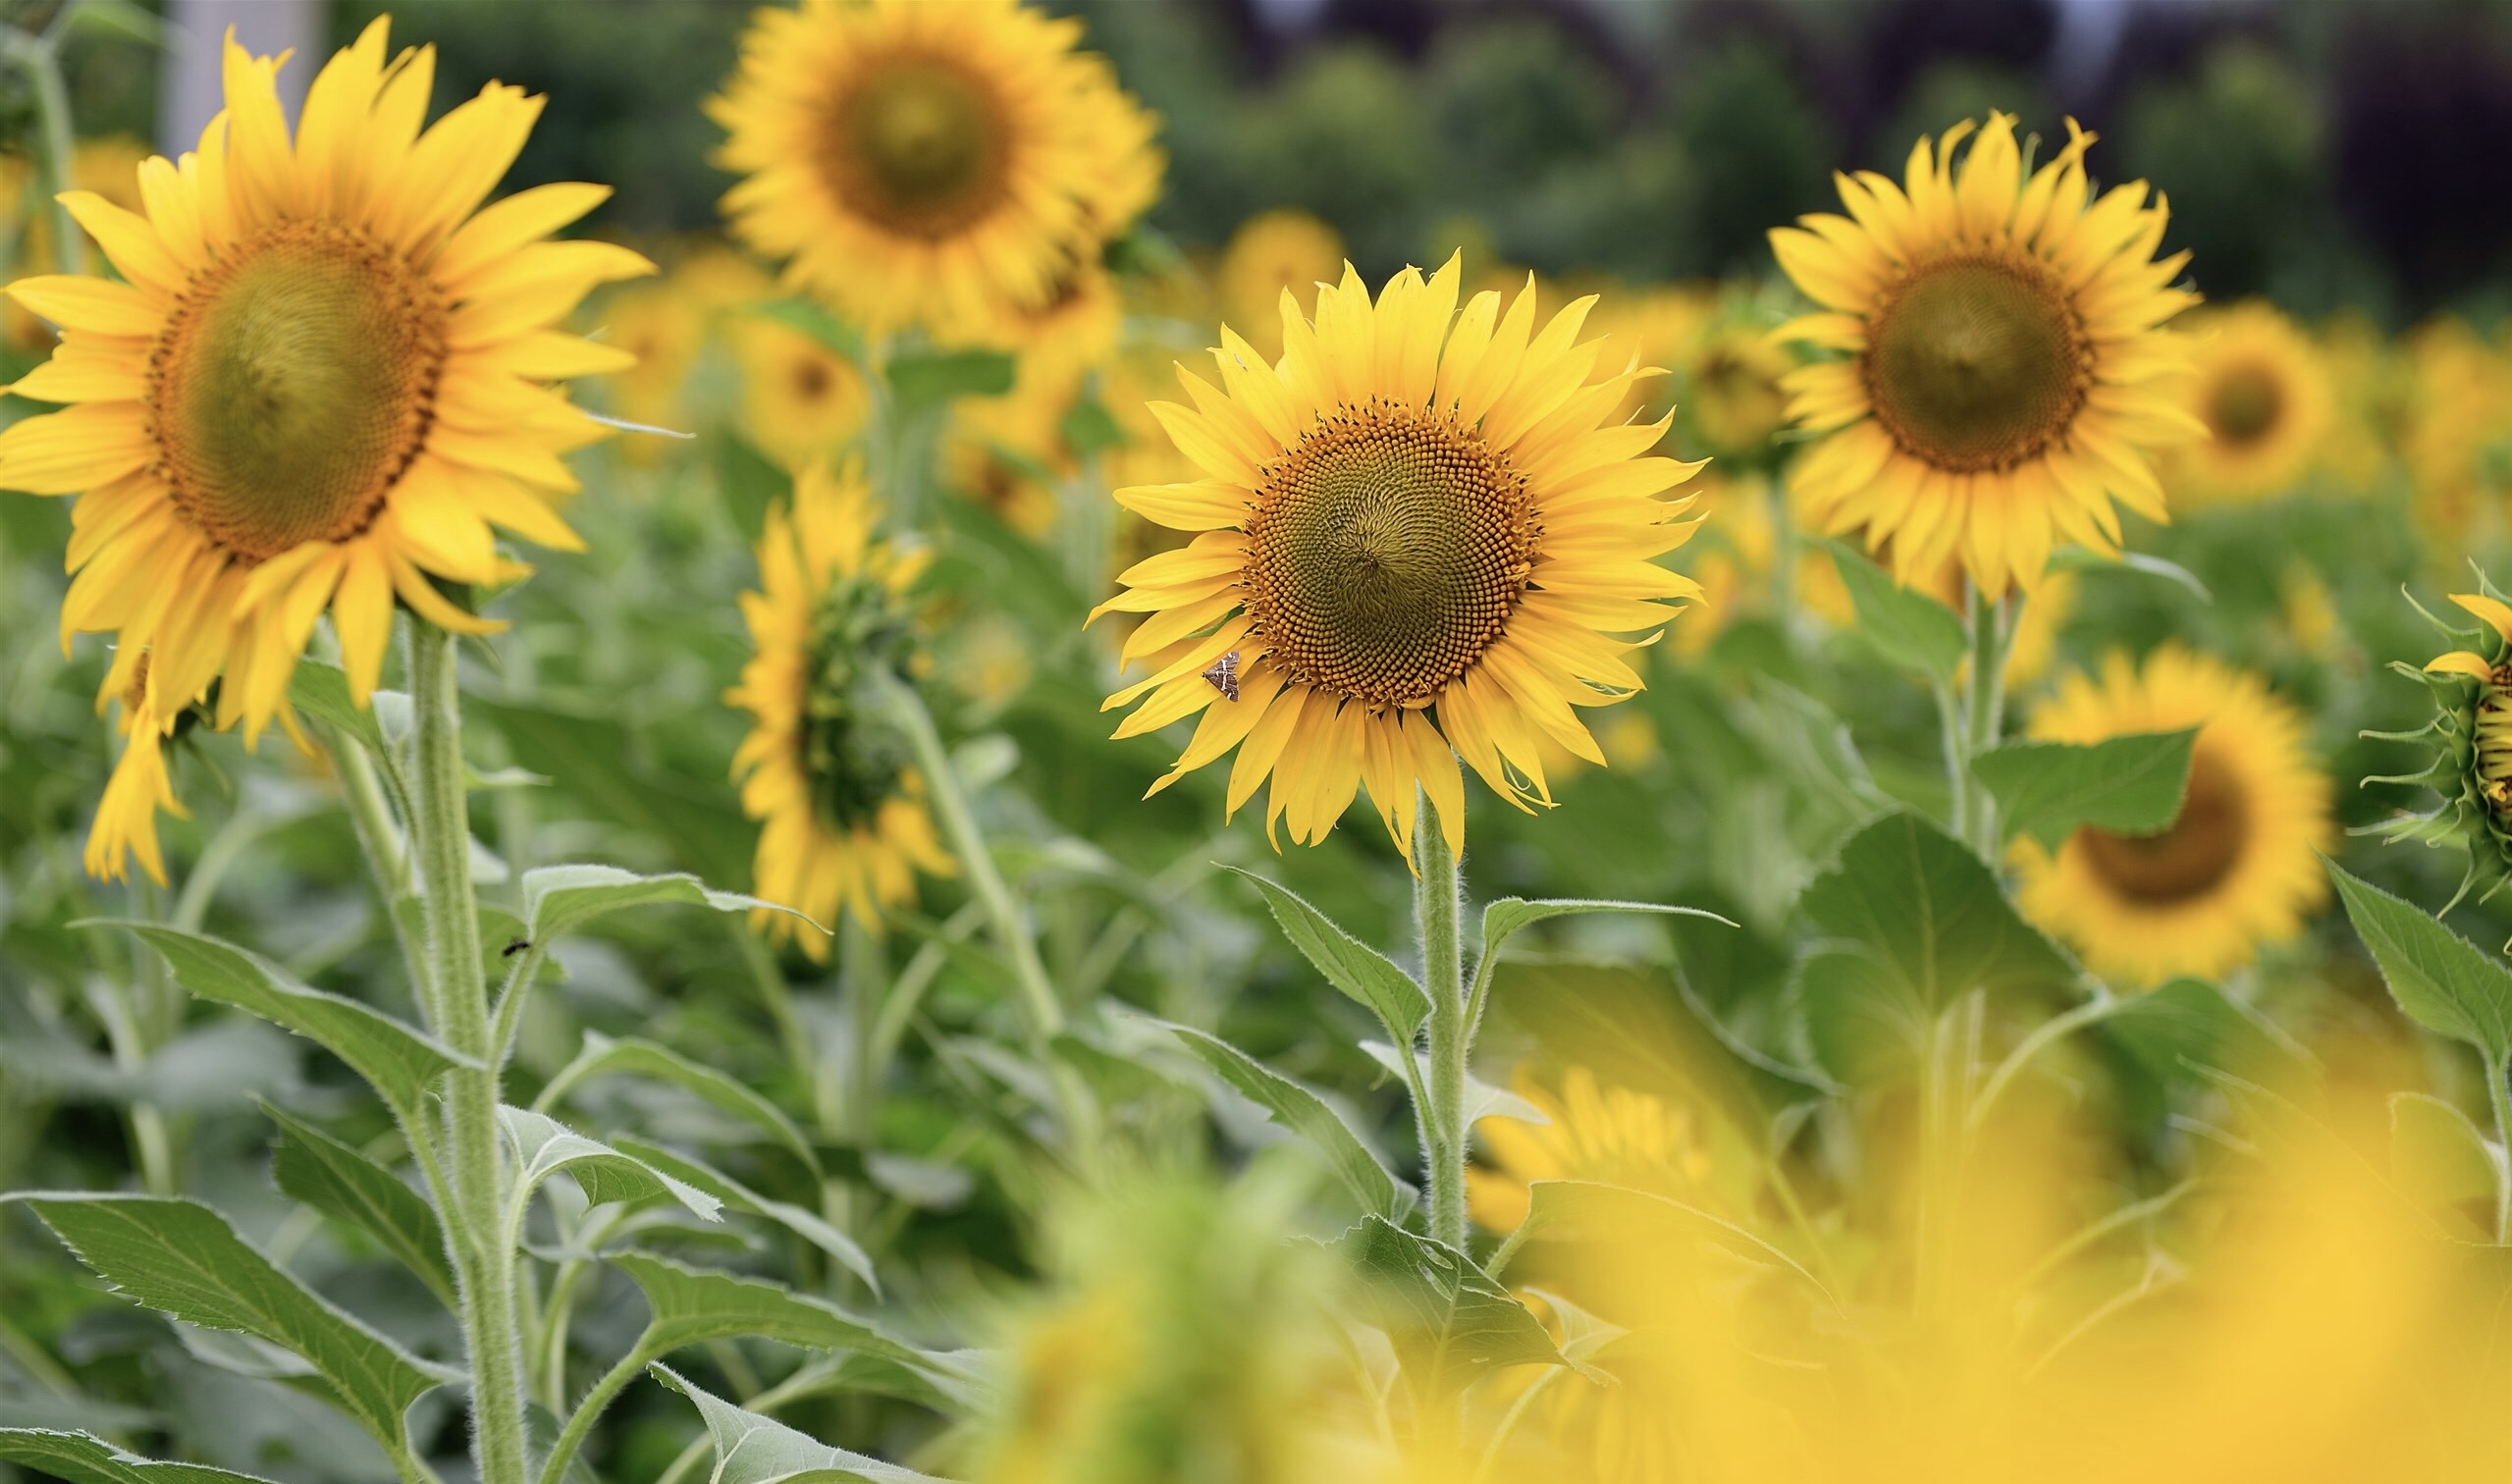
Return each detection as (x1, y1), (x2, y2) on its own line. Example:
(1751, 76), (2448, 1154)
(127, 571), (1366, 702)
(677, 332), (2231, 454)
(824, 53), (1010, 239)
(2079, 746), (2249, 905)
(1864, 255), (2090, 474)
(802, 575), (918, 834)
(2208, 364), (2284, 447)
(1243, 402), (1537, 710)
(149, 219), (448, 561)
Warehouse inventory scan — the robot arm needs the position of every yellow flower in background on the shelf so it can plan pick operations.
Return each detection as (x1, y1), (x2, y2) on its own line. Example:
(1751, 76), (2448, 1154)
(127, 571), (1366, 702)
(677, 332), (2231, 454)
(1584, 283), (1713, 428)
(1216, 208), (1344, 358)
(1680, 315), (1793, 458)
(727, 458), (951, 953)
(942, 263), (1126, 534)
(733, 314), (871, 470)
(0, 21), (651, 881)
(710, 0), (1161, 337)
(1093, 258), (1704, 854)
(1468, 1066), (1712, 1233)
(2315, 311), (2406, 494)
(2167, 300), (2332, 504)
(2, 135), (152, 351)
(2013, 645), (2330, 984)
(1772, 114), (2200, 598)
(2399, 317), (2512, 546)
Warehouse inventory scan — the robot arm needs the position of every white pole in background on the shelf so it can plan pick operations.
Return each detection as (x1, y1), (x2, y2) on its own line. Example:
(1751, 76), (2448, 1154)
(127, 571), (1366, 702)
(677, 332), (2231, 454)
(158, 0), (318, 153)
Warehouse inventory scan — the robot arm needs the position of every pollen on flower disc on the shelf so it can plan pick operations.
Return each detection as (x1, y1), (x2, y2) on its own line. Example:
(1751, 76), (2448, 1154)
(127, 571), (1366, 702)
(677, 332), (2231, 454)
(147, 220), (448, 560)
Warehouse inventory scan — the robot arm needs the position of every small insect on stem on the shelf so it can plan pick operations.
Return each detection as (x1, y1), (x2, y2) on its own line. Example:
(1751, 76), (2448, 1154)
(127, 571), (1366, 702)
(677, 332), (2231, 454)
(502, 938), (532, 957)
(1202, 650), (1241, 702)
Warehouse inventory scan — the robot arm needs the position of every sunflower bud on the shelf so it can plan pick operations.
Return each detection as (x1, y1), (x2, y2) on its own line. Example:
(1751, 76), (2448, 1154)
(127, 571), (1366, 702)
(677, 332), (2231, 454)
(2377, 580), (2512, 905)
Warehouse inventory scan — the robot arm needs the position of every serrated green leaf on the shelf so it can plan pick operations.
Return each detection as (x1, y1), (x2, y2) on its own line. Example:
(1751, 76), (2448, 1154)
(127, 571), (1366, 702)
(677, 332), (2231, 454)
(1225, 867), (1430, 1041)
(1478, 897), (1735, 971)
(749, 300), (865, 365)
(885, 349), (1015, 409)
(607, 1136), (878, 1294)
(1970, 729), (2196, 850)
(521, 863), (804, 942)
(501, 1107), (723, 1222)
(608, 1254), (943, 1382)
(263, 1103), (456, 1310)
(534, 1033), (821, 1175)
(285, 660), (388, 761)
(2102, 978), (2302, 1088)
(1358, 1040), (1549, 1126)
(1828, 544), (1967, 683)
(650, 1364), (956, 1484)
(2327, 861), (2512, 1064)
(2, 1195), (446, 1449)
(1334, 1216), (1577, 1391)
(0, 1429), (274, 1484)
(82, 922), (467, 1120)
(1156, 1020), (1414, 1221)
(1799, 812), (2076, 1015)
(2389, 1091), (2501, 1240)
(2051, 547), (2212, 603)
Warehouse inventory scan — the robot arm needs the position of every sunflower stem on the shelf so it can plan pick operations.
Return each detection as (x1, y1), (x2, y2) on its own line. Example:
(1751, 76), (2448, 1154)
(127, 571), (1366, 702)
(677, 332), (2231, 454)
(1, 22), (86, 281)
(407, 622), (529, 1484)
(1961, 586), (2011, 858)
(1413, 787), (1470, 1251)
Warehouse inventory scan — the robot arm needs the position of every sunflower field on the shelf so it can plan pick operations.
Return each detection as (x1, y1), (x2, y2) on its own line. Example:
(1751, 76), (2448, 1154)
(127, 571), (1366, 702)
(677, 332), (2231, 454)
(10, 0), (2512, 1479)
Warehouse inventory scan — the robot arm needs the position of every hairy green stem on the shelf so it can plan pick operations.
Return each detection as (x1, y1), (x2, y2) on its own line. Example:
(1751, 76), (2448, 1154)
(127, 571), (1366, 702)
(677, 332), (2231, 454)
(409, 623), (528, 1484)
(841, 914), (886, 1142)
(536, 1340), (654, 1484)
(1414, 788), (1470, 1251)
(1960, 588), (2010, 858)
(1, 22), (85, 280)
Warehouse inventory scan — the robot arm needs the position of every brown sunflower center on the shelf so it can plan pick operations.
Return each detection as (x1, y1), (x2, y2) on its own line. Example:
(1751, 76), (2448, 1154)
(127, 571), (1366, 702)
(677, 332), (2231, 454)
(1863, 254), (2090, 474)
(2078, 746), (2248, 905)
(2207, 364), (2283, 447)
(148, 219), (448, 562)
(1243, 401), (1536, 710)
(821, 52), (1010, 239)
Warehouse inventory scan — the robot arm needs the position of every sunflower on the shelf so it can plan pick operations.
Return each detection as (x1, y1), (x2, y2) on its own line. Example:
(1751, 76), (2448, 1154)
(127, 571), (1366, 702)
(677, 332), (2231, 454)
(1216, 208), (1344, 359)
(0, 22), (651, 882)
(1771, 113), (2202, 598)
(2397, 589), (2512, 904)
(734, 313), (871, 470)
(2012, 645), (2331, 984)
(728, 457), (952, 954)
(709, 0), (1161, 338)
(2165, 300), (2333, 504)
(1092, 257), (1704, 854)
(1467, 1066), (1713, 1234)
(84, 662), (187, 885)
(942, 263), (1125, 535)
(1679, 315), (1793, 459)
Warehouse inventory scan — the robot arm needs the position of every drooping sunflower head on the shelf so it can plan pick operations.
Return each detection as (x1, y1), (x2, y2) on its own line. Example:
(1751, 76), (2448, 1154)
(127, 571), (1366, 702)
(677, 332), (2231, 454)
(1092, 256), (1704, 855)
(727, 457), (951, 955)
(2165, 299), (2334, 504)
(2012, 645), (2331, 985)
(1772, 113), (2202, 599)
(2384, 584), (2512, 908)
(0, 20), (653, 883)
(710, 0), (1161, 337)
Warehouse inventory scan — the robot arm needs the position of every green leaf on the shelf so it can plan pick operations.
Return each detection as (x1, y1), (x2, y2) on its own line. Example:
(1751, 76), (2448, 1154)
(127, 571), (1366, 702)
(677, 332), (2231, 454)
(1828, 544), (1967, 683)
(285, 660), (389, 762)
(748, 300), (865, 366)
(263, 1102), (457, 1310)
(1514, 1180), (1835, 1308)
(608, 1136), (879, 1294)
(2102, 978), (2303, 1088)
(713, 430), (791, 544)
(1333, 1216), (1577, 1390)
(521, 863), (804, 942)
(1970, 729), (2197, 850)
(1358, 1040), (1549, 1126)
(0, 1429), (274, 1484)
(469, 698), (755, 889)
(1155, 1020), (1415, 1221)
(534, 1033), (821, 1176)
(608, 1254), (952, 1389)
(83, 922), (468, 1120)
(1479, 897), (1735, 970)
(885, 349), (1015, 409)
(649, 1364), (956, 1484)
(1058, 389), (1126, 455)
(501, 1107), (724, 1221)
(2327, 861), (2512, 1064)
(2, 1195), (448, 1448)
(1798, 812), (2076, 1015)
(2051, 547), (2212, 604)
(1225, 867), (1430, 1041)
(2388, 1092), (2501, 1240)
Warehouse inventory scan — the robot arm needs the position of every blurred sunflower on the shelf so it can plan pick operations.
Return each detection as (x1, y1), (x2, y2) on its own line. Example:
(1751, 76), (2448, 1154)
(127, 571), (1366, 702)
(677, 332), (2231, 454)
(1468, 1066), (1714, 1233)
(942, 263), (1125, 534)
(1771, 114), (2201, 598)
(2166, 300), (2332, 504)
(1093, 258), (1704, 853)
(709, 0), (1161, 337)
(2, 135), (152, 352)
(2399, 318), (2512, 546)
(2013, 645), (2330, 984)
(0, 21), (651, 882)
(728, 457), (951, 953)
(1216, 208), (1344, 359)
(1680, 316), (1793, 458)
(733, 314), (871, 470)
